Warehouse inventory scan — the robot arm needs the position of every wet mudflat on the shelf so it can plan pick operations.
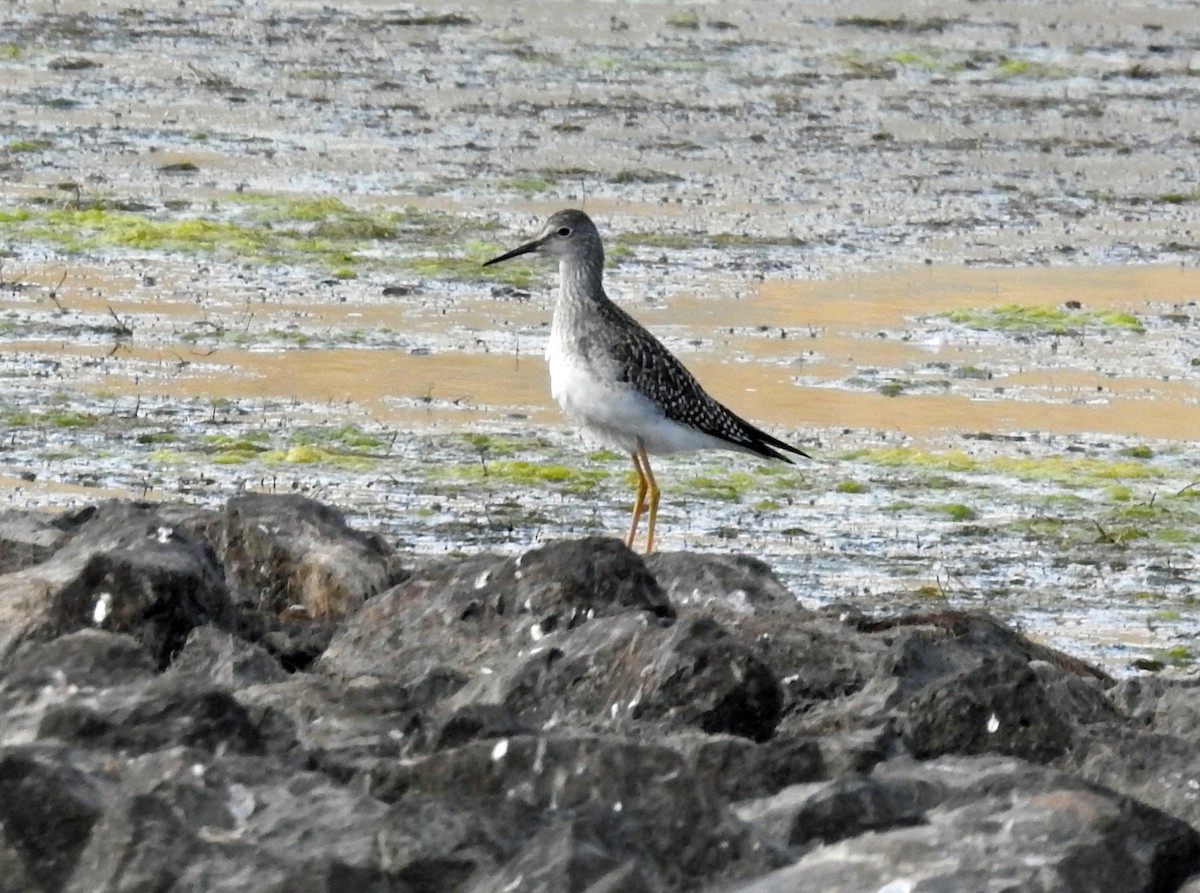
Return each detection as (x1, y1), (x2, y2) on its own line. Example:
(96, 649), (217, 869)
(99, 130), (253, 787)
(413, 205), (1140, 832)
(1, 0), (1198, 673)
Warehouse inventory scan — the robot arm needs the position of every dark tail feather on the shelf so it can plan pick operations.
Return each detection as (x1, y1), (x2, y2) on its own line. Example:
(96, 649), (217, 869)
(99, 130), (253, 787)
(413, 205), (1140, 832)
(738, 419), (811, 463)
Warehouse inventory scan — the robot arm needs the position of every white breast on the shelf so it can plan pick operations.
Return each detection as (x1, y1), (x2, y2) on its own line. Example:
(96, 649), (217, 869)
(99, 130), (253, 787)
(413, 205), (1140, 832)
(545, 335), (731, 457)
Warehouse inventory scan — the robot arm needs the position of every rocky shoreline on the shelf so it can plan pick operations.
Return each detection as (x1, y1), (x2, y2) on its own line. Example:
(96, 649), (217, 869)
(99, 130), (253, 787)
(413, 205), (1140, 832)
(3, 494), (1200, 891)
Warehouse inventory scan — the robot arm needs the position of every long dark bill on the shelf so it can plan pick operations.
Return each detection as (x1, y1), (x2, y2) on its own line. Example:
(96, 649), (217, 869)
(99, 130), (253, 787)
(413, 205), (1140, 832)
(482, 238), (542, 267)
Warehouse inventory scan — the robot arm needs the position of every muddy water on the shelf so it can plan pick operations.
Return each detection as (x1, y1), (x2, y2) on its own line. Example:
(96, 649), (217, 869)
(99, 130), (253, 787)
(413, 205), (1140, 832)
(11, 262), (1195, 440)
(2, 0), (1200, 674)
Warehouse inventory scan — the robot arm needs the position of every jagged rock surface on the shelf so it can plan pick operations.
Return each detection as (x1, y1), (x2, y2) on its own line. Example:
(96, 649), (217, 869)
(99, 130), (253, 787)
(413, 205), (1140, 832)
(1, 498), (1198, 892)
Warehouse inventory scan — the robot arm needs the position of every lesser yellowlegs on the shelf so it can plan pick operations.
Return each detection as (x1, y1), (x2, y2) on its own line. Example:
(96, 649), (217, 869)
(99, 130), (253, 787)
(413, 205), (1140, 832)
(483, 209), (809, 552)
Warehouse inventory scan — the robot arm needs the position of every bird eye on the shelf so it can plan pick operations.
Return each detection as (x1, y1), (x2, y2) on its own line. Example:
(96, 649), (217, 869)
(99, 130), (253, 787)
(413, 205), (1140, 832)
(557, 226), (571, 237)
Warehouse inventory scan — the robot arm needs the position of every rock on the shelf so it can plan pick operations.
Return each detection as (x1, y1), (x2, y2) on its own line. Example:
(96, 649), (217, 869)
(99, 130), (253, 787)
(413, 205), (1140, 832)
(438, 612), (664, 729)
(0, 746), (109, 892)
(0, 501), (235, 667)
(775, 617), (883, 702)
(0, 507), (72, 575)
(727, 755), (1200, 893)
(4, 496), (1200, 891)
(1072, 729), (1200, 831)
(734, 773), (925, 851)
(58, 747), (442, 893)
(367, 734), (773, 889)
(435, 703), (536, 750)
(441, 610), (780, 742)
(319, 538), (671, 689)
(1032, 658), (1121, 726)
(187, 493), (406, 619)
(5, 628), (156, 690)
(170, 625), (289, 687)
(897, 653), (1073, 762)
(37, 674), (298, 757)
(234, 673), (422, 778)
(466, 820), (663, 893)
(775, 611), (1108, 758)
(644, 551), (805, 618)
(634, 616), (782, 742)
(667, 731), (825, 801)
(0, 631), (159, 747)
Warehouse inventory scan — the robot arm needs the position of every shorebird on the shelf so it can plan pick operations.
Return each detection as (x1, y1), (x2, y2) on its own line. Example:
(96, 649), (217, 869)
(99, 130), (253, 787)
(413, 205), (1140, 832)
(483, 209), (808, 552)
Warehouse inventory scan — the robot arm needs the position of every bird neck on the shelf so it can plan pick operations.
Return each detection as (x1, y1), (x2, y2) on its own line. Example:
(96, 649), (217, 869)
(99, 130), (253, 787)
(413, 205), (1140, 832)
(557, 254), (607, 312)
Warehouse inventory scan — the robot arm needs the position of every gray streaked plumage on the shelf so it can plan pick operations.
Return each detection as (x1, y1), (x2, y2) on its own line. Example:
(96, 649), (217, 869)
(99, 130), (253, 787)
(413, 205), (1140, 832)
(483, 208), (809, 551)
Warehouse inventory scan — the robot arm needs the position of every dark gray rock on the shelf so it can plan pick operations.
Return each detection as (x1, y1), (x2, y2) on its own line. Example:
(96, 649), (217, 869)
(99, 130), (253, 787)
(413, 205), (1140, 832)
(1072, 729), (1200, 830)
(367, 734), (773, 889)
(897, 653), (1073, 762)
(0, 746), (109, 893)
(0, 501), (236, 668)
(439, 612), (664, 730)
(644, 551), (805, 619)
(435, 703), (537, 750)
(318, 538), (672, 702)
(4, 628), (156, 689)
(440, 610), (781, 742)
(170, 624), (289, 687)
(466, 820), (663, 893)
(634, 616), (782, 742)
(0, 631), (159, 748)
(726, 755), (1200, 893)
(37, 674), (298, 757)
(1032, 658), (1121, 726)
(0, 507), (72, 574)
(813, 727), (897, 778)
(734, 773), (925, 852)
(234, 673), (426, 778)
(57, 747), (468, 893)
(3, 497), (1198, 893)
(667, 731), (825, 802)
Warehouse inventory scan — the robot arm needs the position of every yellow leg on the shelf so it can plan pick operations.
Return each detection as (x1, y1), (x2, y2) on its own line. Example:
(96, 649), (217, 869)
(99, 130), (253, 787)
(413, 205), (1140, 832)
(626, 450), (649, 548)
(638, 445), (661, 554)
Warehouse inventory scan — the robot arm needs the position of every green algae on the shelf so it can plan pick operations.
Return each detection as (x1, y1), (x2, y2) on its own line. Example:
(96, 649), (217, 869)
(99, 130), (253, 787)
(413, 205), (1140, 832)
(992, 57), (1067, 79)
(7, 139), (52, 152)
(1152, 644), (1194, 668)
(990, 454), (1164, 484)
(887, 49), (962, 73)
(0, 197), (502, 280)
(610, 169), (683, 185)
(260, 445), (377, 470)
(939, 502), (978, 521)
(940, 303), (1144, 335)
(149, 426), (383, 471)
(460, 433), (549, 456)
(1120, 445), (1154, 459)
(665, 10), (700, 29)
(586, 449), (623, 463)
(439, 459), (610, 495)
(498, 177), (553, 193)
(845, 446), (1167, 485)
(683, 470), (758, 500)
(4, 406), (101, 428)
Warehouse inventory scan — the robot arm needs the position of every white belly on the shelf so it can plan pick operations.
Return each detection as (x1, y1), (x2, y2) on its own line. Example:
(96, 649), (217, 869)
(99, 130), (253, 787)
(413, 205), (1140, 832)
(546, 340), (729, 456)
